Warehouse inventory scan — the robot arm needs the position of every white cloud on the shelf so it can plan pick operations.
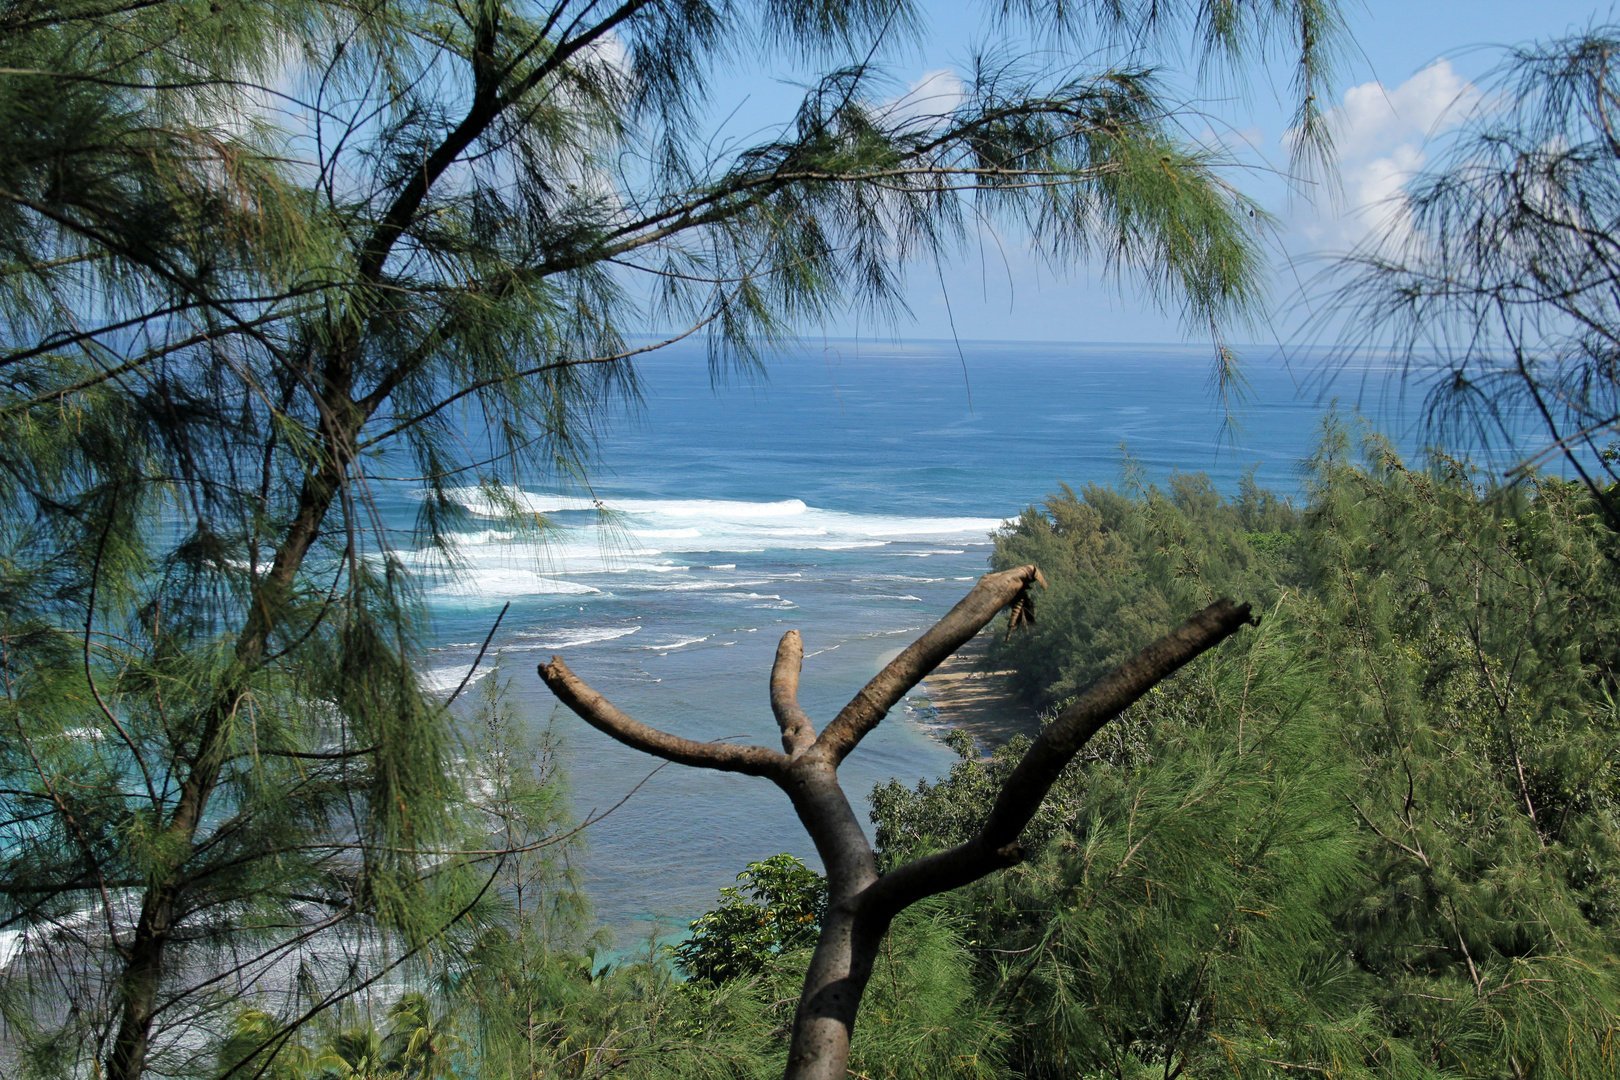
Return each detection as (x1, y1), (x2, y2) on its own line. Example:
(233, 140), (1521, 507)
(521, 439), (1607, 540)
(1296, 59), (1482, 252)
(583, 28), (631, 75)
(879, 68), (967, 133)
(1339, 141), (1427, 240)
(1332, 59), (1480, 162)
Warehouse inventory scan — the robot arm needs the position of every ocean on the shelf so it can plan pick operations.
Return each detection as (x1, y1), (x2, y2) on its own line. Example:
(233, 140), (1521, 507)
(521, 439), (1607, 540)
(398, 337), (1520, 941)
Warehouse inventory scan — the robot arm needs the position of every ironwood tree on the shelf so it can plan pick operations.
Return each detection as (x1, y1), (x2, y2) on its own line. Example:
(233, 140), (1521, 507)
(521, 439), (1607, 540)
(0, 0), (1336, 1077)
(1335, 25), (1620, 527)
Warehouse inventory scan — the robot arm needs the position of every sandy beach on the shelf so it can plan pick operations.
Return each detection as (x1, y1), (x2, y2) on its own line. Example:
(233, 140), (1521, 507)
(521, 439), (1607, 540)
(917, 629), (1042, 748)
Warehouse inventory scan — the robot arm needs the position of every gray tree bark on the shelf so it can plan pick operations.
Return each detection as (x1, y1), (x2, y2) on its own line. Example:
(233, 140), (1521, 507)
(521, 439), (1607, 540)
(539, 565), (1252, 1080)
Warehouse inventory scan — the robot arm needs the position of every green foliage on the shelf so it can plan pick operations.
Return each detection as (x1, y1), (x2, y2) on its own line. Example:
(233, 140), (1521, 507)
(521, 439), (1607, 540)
(837, 906), (1008, 1080)
(662, 857), (1010, 1078)
(981, 638), (1373, 1080)
(870, 708), (1158, 868)
(670, 878), (1008, 1080)
(869, 428), (1620, 1079)
(221, 991), (463, 1080)
(227, 941), (791, 1080)
(196, 668), (585, 1080)
(671, 855), (828, 985)
(986, 467), (1304, 706)
(1301, 433), (1620, 1078)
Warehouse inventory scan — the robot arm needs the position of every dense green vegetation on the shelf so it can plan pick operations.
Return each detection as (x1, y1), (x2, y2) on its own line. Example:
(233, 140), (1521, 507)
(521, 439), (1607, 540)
(863, 424), (1620, 1078)
(172, 425), (1620, 1080)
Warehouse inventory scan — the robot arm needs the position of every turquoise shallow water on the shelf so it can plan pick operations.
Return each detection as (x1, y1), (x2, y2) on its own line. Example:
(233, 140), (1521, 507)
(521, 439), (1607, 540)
(402, 337), (1524, 939)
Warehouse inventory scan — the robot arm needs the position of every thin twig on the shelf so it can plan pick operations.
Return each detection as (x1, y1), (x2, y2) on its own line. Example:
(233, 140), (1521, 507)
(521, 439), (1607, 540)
(448, 601), (510, 705)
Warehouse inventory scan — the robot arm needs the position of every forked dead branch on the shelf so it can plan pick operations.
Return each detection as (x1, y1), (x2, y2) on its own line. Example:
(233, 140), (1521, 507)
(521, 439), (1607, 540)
(539, 565), (1253, 1080)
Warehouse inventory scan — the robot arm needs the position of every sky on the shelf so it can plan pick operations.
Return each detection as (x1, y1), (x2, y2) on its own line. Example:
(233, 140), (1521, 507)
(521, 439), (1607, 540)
(689, 1), (1620, 346)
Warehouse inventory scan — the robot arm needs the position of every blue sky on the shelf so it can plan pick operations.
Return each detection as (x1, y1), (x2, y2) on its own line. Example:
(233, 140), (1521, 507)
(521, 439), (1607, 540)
(693, 1), (1618, 346)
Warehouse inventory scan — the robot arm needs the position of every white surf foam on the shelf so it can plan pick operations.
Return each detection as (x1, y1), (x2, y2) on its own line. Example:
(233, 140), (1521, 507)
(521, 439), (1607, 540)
(423, 488), (1003, 563)
(804, 624), (927, 658)
(428, 569), (599, 598)
(639, 634), (710, 651)
(439, 486), (812, 521)
(448, 530), (517, 545)
(420, 666), (492, 694)
(57, 727), (105, 741)
(636, 579), (773, 592)
(0, 930), (24, 969)
(401, 490), (1005, 614)
(508, 625), (641, 651)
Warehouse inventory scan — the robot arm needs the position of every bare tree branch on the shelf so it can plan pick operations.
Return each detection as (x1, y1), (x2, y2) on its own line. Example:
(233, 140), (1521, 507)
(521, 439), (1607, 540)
(771, 631), (817, 754)
(538, 658), (788, 777)
(863, 598), (1256, 919)
(815, 565), (1046, 763)
(541, 565), (1254, 1080)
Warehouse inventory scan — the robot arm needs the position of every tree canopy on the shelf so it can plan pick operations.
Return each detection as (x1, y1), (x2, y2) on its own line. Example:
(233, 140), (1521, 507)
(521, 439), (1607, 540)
(0, 1), (1347, 1078)
(1334, 24), (1620, 524)
(867, 428), (1620, 1079)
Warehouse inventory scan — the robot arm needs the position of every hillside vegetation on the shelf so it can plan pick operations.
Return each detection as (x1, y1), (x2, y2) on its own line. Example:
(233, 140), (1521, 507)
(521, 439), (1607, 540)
(210, 424), (1620, 1080)
(861, 423), (1620, 1079)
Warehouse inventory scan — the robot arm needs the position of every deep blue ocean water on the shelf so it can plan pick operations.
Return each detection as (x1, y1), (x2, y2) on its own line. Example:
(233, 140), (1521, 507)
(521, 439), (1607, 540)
(400, 338), (1527, 941)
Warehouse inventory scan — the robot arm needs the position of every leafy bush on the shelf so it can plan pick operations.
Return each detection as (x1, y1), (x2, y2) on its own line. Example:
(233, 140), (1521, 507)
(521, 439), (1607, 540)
(670, 855), (827, 985)
(986, 469), (1304, 707)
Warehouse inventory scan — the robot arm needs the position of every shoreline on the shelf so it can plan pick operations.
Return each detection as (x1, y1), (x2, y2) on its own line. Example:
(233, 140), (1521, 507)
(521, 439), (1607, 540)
(915, 629), (1042, 750)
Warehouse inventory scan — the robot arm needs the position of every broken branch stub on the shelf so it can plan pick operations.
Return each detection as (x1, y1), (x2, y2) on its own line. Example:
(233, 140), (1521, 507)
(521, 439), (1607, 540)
(770, 630), (817, 755)
(537, 567), (1253, 1080)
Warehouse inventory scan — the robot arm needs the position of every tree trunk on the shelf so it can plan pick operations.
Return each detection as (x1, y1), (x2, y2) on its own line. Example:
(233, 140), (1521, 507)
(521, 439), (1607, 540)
(776, 757), (884, 1078)
(105, 452), (346, 1080)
